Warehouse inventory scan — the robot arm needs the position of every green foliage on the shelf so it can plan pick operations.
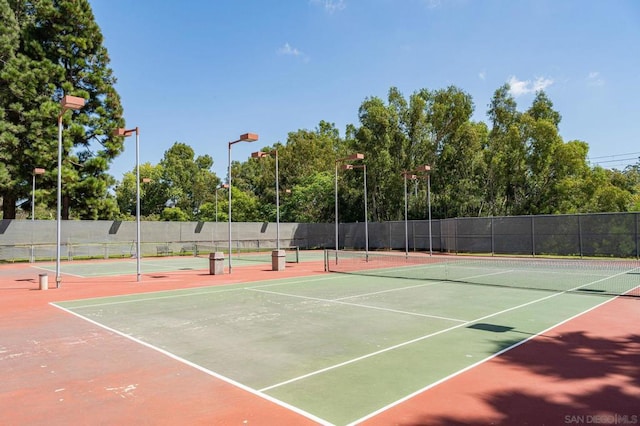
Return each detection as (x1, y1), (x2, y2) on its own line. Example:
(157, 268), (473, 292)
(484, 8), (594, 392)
(3, 3), (636, 225)
(161, 206), (189, 222)
(1, 0), (123, 219)
(115, 162), (168, 218)
(160, 142), (218, 218)
(281, 172), (335, 223)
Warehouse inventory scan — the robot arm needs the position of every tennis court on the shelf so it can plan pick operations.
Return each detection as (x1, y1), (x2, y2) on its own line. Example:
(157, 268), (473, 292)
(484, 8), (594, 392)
(33, 247), (321, 278)
(45, 250), (639, 425)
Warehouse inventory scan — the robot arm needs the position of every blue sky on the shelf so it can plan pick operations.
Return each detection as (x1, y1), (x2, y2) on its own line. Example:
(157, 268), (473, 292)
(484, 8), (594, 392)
(90, 0), (640, 182)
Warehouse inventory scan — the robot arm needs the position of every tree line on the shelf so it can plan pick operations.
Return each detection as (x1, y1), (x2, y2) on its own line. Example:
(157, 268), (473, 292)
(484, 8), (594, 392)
(2, 1), (639, 223)
(113, 86), (639, 223)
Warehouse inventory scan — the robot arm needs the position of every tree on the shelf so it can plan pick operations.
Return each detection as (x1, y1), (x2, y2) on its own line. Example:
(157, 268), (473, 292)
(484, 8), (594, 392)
(115, 162), (168, 219)
(422, 86), (479, 218)
(353, 88), (418, 221)
(1, 0), (124, 219)
(227, 186), (260, 222)
(159, 142), (219, 219)
(161, 206), (189, 221)
(278, 121), (343, 189)
(235, 121), (346, 223)
(484, 84), (526, 216)
(436, 121), (488, 218)
(281, 172), (334, 223)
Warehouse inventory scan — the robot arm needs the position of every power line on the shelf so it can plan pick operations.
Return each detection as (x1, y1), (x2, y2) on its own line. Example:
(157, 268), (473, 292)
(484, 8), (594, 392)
(591, 157), (639, 164)
(587, 151), (640, 169)
(588, 151), (640, 160)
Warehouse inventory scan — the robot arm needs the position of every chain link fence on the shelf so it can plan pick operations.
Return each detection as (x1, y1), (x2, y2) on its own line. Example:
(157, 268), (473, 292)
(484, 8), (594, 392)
(1, 212), (638, 262)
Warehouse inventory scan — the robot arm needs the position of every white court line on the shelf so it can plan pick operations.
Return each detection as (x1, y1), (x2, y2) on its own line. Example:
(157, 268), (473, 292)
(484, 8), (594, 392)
(50, 264), (636, 425)
(347, 290), (623, 425)
(248, 287), (468, 323)
(51, 303), (333, 426)
(335, 269), (514, 301)
(259, 267), (633, 394)
(32, 265), (86, 278)
(335, 282), (442, 300)
(62, 274), (348, 309)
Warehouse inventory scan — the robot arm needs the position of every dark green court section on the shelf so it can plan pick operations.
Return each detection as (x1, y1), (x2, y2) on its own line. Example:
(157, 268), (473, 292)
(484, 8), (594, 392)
(55, 273), (615, 425)
(36, 250), (325, 277)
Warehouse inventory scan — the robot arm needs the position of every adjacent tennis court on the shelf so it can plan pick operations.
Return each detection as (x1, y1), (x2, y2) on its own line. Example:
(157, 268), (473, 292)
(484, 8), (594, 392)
(33, 248), (322, 278)
(49, 251), (639, 425)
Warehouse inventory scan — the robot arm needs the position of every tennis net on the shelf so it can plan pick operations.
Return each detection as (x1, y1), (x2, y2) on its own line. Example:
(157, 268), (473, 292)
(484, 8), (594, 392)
(195, 244), (300, 263)
(324, 250), (640, 297)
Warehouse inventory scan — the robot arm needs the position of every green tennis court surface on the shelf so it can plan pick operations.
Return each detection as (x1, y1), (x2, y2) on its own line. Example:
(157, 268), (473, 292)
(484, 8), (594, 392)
(53, 254), (638, 425)
(35, 249), (325, 277)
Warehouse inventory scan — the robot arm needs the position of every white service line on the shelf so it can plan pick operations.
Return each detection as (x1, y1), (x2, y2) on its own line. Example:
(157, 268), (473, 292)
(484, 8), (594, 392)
(51, 303), (334, 426)
(347, 292), (622, 426)
(248, 287), (468, 323)
(258, 265), (633, 395)
(62, 274), (346, 309)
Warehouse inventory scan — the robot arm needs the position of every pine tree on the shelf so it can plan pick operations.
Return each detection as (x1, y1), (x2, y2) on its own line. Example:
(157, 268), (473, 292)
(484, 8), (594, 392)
(0, 0), (124, 219)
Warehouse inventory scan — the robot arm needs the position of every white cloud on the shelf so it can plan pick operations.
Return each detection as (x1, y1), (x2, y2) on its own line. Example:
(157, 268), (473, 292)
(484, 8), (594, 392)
(586, 71), (605, 87)
(478, 71), (486, 80)
(277, 42), (302, 56)
(532, 76), (553, 92)
(277, 43), (310, 63)
(507, 75), (554, 97)
(310, 0), (346, 13)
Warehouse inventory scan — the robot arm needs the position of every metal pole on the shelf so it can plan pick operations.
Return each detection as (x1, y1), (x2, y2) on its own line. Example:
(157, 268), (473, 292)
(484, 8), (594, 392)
(275, 150), (280, 251)
(531, 214), (535, 258)
(427, 173), (432, 256)
(578, 214), (583, 259)
(335, 163), (339, 251)
(364, 165), (368, 257)
(135, 128), (141, 282)
(635, 213), (640, 260)
(491, 216), (494, 256)
(31, 173), (36, 263)
(56, 114), (63, 288)
(32, 174), (36, 221)
(215, 188), (218, 223)
(404, 173), (408, 256)
(228, 143), (233, 274)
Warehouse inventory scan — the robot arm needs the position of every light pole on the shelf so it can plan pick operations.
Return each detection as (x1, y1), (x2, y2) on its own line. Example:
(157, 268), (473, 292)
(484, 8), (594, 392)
(251, 149), (280, 250)
(252, 149), (284, 271)
(342, 164), (368, 257)
(415, 165), (433, 256)
(335, 153), (364, 251)
(402, 171), (417, 256)
(228, 133), (259, 274)
(56, 95), (85, 288)
(114, 127), (141, 282)
(31, 168), (45, 263)
(32, 168), (45, 221)
(215, 184), (228, 223)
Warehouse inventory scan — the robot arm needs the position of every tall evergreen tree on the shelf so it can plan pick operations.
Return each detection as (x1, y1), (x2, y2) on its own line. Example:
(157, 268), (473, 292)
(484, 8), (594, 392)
(0, 0), (123, 219)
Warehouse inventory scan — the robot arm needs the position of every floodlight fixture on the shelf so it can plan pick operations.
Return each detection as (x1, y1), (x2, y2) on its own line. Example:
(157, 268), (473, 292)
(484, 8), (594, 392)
(228, 133), (259, 273)
(335, 153), (364, 251)
(114, 127), (142, 282)
(56, 95), (85, 288)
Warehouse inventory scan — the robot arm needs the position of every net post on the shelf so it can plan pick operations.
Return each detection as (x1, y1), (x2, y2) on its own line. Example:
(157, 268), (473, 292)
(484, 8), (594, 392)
(635, 213), (640, 260)
(578, 214), (583, 259)
(324, 249), (328, 272)
(531, 215), (535, 258)
(491, 217), (494, 256)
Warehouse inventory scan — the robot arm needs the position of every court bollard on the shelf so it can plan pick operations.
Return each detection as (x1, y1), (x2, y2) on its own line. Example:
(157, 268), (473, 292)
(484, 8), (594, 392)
(271, 249), (286, 271)
(209, 252), (225, 275)
(38, 273), (48, 291)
